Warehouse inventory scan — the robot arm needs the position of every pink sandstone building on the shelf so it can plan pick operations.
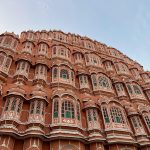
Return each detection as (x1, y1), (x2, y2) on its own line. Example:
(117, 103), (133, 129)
(0, 30), (149, 150)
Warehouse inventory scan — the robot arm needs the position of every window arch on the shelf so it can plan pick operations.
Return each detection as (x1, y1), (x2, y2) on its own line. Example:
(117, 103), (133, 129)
(126, 83), (143, 98)
(60, 69), (69, 79)
(38, 43), (48, 56)
(16, 60), (30, 77)
(110, 107), (125, 124)
(29, 100), (44, 115)
(98, 76), (110, 88)
(61, 101), (74, 119)
(52, 45), (71, 60)
(115, 63), (129, 74)
(4, 97), (22, 113)
(98, 74), (112, 90)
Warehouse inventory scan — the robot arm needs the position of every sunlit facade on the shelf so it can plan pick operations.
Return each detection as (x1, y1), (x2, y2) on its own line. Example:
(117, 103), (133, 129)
(0, 30), (149, 150)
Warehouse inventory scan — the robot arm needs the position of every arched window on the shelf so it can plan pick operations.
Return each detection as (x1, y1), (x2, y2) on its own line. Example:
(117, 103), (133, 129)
(127, 83), (143, 97)
(4, 98), (10, 111)
(127, 84), (133, 94)
(133, 85), (142, 94)
(110, 107), (125, 124)
(11, 99), (17, 111)
(4, 97), (22, 113)
(60, 69), (69, 79)
(61, 101), (74, 119)
(54, 100), (58, 118)
(91, 74), (97, 87)
(87, 109), (97, 121)
(102, 107), (110, 123)
(38, 43), (47, 55)
(115, 83), (126, 96)
(4, 56), (12, 69)
(131, 116), (142, 128)
(29, 100), (44, 115)
(144, 115), (150, 130)
(98, 76), (110, 88)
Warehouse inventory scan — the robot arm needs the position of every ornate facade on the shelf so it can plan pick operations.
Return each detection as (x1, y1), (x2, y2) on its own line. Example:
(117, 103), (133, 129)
(0, 30), (149, 150)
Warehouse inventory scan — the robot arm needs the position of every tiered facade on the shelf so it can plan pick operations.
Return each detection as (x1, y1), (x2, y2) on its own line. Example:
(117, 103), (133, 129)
(0, 30), (150, 150)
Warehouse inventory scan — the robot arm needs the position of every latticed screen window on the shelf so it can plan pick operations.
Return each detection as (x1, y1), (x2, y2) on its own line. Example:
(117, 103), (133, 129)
(115, 83), (124, 92)
(102, 107), (110, 123)
(4, 57), (12, 69)
(54, 101), (58, 118)
(30, 102), (34, 114)
(87, 109), (97, 122)
(60, 69), (69, 79)
(92, 74), (97, 87)
(121, 64), (127, 72)
(11, 99), (17, 111)
(93, 58), (97, 64)
(60, 49), (65, 55)
(99, 76), (110, 88)
(80, 75), (88, 85)
(77, 103), (80, 121)
(17, 100), (22, 113)
(144, 115), (150, 129)
(30, 100), (44, 115)
(131, 116), (142, 128)
(21, 61), (26, 70)
(87, 109), (92, 121)
(53, 68), (57, 78)
(110, 107), (125, 124)
(36, 101), (41, 114)
(5, 98), (10, 111)
(133, 85), (142, 94)
(127, 84), (133, 94)
(93, 109), (97, 121)
(61, 101), (74, 119)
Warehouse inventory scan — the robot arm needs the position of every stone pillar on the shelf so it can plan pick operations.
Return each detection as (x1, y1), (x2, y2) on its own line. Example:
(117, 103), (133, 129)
(0, 135), (15, 150)
(23, 138), (42, 150)
(90, 143), (104, 150)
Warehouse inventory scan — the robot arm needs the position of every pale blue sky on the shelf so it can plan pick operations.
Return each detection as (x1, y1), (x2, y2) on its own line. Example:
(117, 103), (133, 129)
(0, 0), (150, 70)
